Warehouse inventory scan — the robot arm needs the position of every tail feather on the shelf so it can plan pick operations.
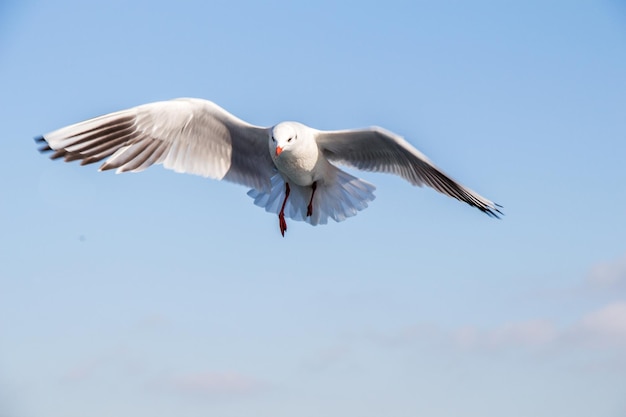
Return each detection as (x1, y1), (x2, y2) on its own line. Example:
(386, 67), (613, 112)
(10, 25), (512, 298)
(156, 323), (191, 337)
(247, 167), (376, 226)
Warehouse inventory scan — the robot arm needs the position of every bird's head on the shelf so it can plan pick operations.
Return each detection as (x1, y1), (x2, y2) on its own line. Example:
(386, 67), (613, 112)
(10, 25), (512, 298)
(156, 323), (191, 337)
(270, 122), (298, 158)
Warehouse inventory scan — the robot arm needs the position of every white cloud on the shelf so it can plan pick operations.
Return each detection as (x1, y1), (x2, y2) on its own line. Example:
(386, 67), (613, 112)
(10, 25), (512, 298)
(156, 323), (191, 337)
(302, 344), (352, 371)
(372, 302), (626, 354)
(64, 359), (101, 382)
(569, 301), (626, 348)
(366, 323), (444, 348)
(452, 319), (558, 350)
(63, 346), (134, 382)
(467, 303), (626, 352)
(586, 253), (626, 290)
(135, 313), (170, 330)
(488, 319), (557, 348)
(167, 371), (267, 397)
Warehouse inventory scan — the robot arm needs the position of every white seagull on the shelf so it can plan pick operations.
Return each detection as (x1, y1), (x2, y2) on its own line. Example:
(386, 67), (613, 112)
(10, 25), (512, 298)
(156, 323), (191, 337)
(36, 98), (502, 236)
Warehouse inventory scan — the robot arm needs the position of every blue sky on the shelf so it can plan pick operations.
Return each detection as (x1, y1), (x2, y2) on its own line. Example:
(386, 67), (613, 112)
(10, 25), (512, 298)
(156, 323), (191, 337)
(1, 1), (626, 416)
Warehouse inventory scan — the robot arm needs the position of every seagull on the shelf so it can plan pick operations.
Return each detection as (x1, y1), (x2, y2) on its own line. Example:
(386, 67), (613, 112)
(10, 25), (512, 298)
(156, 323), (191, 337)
(36, 98), (502, 236)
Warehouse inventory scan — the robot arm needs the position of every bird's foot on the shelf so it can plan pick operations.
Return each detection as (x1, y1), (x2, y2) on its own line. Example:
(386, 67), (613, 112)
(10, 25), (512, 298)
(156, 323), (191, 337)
(306, 181), (317, 217)
(278, 182), (291, 237)
(279, 213), (288, 237)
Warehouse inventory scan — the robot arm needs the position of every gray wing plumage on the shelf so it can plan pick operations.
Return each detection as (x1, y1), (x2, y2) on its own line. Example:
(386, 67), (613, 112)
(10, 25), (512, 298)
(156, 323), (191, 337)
(315, 126), (502, 217)
(36, 98), (275, 192)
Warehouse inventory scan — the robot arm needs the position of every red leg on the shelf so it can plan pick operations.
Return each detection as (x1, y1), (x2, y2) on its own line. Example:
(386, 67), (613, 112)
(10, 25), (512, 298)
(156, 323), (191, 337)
(307, 181), (317, 217)
(278, 182), (290, 237)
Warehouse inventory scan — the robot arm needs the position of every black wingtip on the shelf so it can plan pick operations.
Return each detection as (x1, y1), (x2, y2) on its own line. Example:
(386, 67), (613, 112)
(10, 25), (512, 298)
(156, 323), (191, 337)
(486, 204), (504, 219)
(34, 135), (67, 160)
(35, 135), (53, 153)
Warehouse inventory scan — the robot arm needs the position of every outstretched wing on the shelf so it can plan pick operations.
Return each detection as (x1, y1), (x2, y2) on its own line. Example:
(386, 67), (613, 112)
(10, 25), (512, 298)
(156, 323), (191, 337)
(315, 126), (502, 217)
(37, 98), (275, 192)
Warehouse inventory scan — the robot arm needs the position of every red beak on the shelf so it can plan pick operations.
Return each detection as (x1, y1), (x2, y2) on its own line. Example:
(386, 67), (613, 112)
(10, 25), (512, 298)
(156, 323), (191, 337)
(275, 146), (283, 156)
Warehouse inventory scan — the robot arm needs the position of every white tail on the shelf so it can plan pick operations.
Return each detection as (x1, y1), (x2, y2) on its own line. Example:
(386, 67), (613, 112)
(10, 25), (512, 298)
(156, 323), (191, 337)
(247, 167), (376, 226)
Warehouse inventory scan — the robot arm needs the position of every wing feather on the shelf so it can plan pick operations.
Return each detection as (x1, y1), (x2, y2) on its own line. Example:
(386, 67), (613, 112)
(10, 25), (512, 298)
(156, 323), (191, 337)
(37, 98), (275, 192)
(316, 127), (502, 217)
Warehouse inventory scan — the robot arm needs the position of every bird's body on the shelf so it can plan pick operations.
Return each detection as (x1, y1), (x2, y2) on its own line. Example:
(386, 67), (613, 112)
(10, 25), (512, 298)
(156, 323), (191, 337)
(36, 98), (501, 235)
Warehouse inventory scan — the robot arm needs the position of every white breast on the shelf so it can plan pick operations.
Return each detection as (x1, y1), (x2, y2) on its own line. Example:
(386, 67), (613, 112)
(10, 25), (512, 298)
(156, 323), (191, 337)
(271, 124), (327, 186)
(273, 146), (321, 186)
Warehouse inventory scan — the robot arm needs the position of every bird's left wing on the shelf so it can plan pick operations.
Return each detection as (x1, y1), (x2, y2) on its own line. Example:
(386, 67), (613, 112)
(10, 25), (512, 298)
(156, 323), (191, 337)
(315, 126), (502, 217)
(37, 98), (275, 192)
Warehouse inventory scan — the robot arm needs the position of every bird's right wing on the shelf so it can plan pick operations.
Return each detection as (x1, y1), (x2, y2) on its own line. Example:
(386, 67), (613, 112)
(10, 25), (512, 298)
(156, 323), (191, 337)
(36, 98), (275, 192)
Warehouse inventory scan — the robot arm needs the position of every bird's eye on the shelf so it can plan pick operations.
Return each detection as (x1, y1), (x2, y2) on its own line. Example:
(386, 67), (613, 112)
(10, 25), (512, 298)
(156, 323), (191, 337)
(287, 137), (292, 142)
(271, 136), (276, 142)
